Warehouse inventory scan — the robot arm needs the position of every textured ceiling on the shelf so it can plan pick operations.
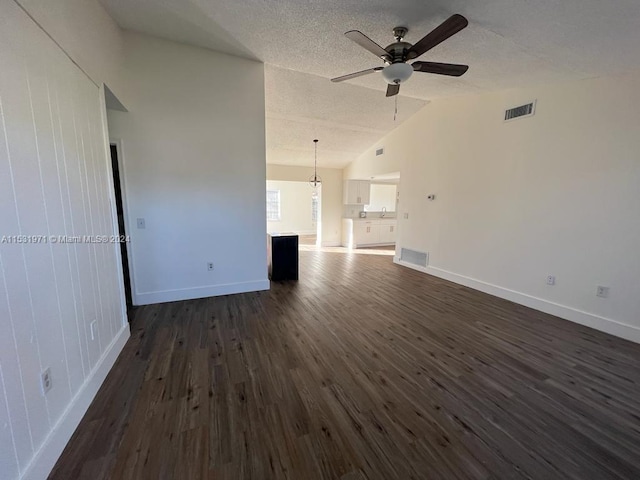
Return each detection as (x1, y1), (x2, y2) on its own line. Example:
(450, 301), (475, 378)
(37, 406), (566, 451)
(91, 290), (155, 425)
(100, 0), (640, 168)
(265, 66), (426, 168)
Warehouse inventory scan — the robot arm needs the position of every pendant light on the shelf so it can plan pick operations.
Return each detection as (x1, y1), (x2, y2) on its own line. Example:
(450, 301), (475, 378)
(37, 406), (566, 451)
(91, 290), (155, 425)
(309, 139), (321, 197)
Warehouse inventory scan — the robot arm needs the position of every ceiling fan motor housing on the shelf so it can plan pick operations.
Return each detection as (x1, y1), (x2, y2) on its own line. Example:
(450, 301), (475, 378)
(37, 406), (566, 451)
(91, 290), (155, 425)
(385, 41), (412, 63)
(382, 36), (414, 84)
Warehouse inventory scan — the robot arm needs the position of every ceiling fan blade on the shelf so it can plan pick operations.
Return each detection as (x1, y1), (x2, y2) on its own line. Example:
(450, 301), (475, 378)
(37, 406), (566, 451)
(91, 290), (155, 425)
(386, 83), (400, 97)
(412, 61), (469, 76)
(345, 30), (392, 61)
(406, 14), (468, 60)
(331, 67), (383, 83)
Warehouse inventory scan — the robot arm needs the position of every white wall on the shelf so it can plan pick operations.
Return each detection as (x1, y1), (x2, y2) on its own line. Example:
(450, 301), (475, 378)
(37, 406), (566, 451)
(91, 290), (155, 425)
(267, 165), (343, 246)
(16, 0), (128, 105)
(348, 72), (640, 343)
(107, 32), (268, 305)
(0, 2), (128, 479)
(266, 180), (317, 235)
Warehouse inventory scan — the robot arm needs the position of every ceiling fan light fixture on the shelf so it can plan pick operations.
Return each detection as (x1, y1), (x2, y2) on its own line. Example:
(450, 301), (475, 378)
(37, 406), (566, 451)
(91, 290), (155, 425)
(381, 63), (413, 85)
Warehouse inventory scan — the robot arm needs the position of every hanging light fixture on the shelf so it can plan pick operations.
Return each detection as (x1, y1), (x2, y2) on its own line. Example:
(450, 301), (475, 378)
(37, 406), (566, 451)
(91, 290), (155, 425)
(309, 139), (322, 197)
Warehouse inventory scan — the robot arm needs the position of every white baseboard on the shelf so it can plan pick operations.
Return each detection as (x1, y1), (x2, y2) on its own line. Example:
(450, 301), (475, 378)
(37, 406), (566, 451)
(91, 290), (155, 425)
(135, 279), (270, 305)
(321, 241), (341, 247)
(394, 257), (640, 344)
(353, 242), (395, 249)
(21, 324), (130, 480)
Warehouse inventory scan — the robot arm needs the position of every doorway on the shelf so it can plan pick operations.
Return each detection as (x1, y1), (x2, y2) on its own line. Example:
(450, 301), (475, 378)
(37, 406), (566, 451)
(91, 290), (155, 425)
(266, 180), (322, 247)
(109, 144), (134, 320)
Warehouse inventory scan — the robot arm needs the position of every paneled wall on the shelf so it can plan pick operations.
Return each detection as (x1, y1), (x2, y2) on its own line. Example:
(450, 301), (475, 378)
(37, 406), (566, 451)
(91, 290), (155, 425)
(0, 2), (127, 478)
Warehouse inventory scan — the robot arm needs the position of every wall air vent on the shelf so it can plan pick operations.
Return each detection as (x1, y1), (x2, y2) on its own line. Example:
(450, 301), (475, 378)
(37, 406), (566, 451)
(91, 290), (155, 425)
(400, 248), (428, 268)
(375, 147), (384, 156)
(504, 100), (536, 122)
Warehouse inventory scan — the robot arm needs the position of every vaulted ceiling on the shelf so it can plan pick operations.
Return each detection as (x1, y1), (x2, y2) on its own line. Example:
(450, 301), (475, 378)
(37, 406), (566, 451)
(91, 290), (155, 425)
(100, 0), (640, 168)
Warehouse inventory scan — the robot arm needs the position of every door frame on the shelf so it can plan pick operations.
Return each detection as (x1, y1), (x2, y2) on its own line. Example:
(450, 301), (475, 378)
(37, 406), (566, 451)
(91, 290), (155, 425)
(109, 139), (137, 308)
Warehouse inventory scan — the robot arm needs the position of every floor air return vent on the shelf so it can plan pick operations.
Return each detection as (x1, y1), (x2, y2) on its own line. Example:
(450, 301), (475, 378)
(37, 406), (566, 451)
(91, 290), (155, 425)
(399, 248), (428, 268)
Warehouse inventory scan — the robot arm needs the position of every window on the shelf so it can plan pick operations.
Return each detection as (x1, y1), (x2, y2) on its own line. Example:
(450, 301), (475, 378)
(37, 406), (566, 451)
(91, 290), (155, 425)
(364, 183), (397, 212)
(266, 190), (281, 221)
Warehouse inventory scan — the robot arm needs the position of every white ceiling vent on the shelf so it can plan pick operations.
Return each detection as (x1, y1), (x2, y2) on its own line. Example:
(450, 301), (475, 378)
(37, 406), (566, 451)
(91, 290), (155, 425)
(375, 147), (384, 156)
(504, 100), (536, 122)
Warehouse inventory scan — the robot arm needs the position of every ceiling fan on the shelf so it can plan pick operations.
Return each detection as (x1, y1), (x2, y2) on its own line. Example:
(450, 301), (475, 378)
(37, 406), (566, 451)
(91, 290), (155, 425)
(331, 14), (469, 97)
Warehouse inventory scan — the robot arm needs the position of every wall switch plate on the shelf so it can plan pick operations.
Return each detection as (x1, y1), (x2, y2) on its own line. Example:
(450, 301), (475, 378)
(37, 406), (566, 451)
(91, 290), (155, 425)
(90, 320), (97, 340)
(207, 262), (214, 271)
(596, 286), (610, 298)
(546, 275), (556, 286)
(41, 368), (52, 395)
(136, 218), (145, 229)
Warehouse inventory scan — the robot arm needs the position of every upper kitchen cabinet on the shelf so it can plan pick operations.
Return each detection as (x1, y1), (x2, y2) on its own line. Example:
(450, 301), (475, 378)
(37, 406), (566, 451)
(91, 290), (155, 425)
(343, 180), (371, 205)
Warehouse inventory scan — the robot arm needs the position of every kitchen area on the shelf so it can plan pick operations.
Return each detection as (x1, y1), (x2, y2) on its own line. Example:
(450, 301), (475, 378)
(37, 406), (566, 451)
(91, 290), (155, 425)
(341, 174), (399, 249)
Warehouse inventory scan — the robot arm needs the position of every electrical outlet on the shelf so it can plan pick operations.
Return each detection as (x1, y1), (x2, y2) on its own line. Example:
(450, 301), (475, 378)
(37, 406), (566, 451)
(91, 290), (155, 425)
(596, 286), (610, 298)
(207, 262), (214, 271)
(136, 218), (146, 229)
(546, 275), (556, 286)
(90, 320), (97, 341)
(41, 368), (52, 395)
(403, 213), (409, 219)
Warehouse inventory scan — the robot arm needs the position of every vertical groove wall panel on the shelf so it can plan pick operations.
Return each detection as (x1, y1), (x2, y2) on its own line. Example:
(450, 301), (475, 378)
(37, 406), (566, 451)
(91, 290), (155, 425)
(0, 364), (19, 480)
(0, 52), (52, 456)
(0, 2), (127, 477)
(79, 79), (104, 359)
(69, 70), (99, 371)
(43, 65), (85, 396)
(0, 252), (32, 472)
(53, 60), (90, 381)
(0, 22), (37, 468)
(80, 84), (105, 354)
(24, 37), (73, 426)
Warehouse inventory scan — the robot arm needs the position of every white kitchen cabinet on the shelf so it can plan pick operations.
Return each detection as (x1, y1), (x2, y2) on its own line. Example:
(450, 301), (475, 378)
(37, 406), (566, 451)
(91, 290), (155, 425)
(342, 218), (397, 248)
(354, 221), (377, 244)
(377, 221), (396, 244)
(343, 180), (371, 205)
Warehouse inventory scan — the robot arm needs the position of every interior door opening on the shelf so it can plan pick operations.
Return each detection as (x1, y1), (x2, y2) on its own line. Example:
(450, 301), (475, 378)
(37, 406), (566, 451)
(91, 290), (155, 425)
(266, 180), (322, 247)
(109, 144), (133, 321)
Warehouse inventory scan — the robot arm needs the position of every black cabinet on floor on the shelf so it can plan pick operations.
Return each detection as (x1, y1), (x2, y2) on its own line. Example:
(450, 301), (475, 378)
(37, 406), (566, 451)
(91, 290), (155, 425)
(267, 233), (298, 281)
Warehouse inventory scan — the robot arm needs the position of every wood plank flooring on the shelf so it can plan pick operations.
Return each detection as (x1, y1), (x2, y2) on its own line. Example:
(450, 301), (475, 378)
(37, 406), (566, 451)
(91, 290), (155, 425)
(49, 250), (640, 479)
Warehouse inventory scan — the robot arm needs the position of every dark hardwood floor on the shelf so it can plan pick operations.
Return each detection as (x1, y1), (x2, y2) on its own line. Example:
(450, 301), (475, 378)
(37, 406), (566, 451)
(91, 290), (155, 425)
(49, 250), (640, 479)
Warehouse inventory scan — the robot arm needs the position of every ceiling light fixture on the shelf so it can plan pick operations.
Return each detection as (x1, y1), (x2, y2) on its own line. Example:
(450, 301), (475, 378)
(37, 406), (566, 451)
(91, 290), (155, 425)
(381, 63), (413, 85)
(309, 139), (322, 196)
